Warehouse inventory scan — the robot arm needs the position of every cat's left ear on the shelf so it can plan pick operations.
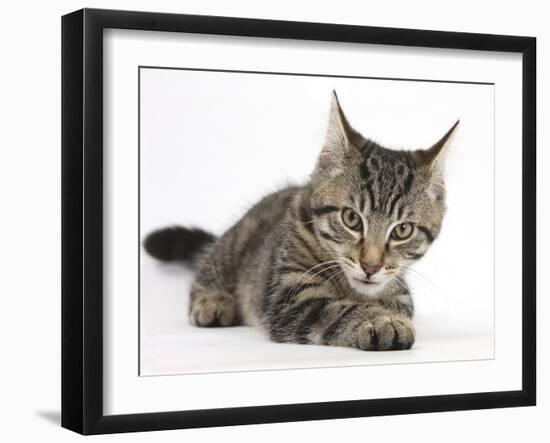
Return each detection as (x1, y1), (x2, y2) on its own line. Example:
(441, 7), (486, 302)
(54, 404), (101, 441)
(413, 120), (460, 173)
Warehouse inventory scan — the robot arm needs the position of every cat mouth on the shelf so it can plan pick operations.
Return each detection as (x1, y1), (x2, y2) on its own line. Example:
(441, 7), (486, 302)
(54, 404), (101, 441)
(354, 278), (379, 285)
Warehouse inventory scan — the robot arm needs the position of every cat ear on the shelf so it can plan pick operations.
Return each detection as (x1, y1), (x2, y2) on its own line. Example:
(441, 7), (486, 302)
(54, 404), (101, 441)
(315, 91), (360, 176)
(413, 120), (459, 202)
(413, 120), (460, 172)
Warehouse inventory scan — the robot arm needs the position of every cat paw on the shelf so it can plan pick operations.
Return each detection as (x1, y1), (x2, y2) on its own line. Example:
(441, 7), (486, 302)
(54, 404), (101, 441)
(356, 315), (415, 351)
(190, 293), (239, 327)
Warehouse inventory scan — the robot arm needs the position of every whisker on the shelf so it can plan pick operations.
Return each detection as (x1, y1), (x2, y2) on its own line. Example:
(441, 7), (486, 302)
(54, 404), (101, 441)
(390, 274), (410, 293)
(283, 262), (342, 304)
(325, 267), (347, 288)
(399, 265), (450, 311)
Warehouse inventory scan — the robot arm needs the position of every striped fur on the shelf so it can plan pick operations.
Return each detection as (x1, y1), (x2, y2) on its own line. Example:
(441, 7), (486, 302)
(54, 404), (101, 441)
(147, 91), (458, 351)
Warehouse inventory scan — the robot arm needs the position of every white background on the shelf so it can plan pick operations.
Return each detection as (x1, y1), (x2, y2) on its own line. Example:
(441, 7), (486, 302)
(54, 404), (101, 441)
(140, 67), (495, 376)
(106, 30), (522, 415)
(0, 1), (546, 442)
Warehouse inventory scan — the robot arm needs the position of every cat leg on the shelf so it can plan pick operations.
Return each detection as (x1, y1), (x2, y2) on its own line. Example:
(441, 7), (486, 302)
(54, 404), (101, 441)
(268, 284), (415, 350)
(324, 304), (416, 351)
(188, 283), (241, 327)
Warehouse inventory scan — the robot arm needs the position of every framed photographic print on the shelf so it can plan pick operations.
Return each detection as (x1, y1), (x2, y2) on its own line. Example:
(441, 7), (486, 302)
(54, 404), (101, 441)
(61, 8), (536, 435)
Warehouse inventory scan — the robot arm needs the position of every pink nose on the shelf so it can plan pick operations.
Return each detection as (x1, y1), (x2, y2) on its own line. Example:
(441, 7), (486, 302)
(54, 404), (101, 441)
(361, 262), (381, 277)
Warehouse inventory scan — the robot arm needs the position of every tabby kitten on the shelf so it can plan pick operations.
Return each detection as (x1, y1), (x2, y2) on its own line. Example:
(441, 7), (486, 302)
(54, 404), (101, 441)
(145, 91), (458, 351)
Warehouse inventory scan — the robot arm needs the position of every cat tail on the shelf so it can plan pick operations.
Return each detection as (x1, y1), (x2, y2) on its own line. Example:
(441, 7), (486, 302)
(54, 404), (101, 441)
(143, 226), (216, 269)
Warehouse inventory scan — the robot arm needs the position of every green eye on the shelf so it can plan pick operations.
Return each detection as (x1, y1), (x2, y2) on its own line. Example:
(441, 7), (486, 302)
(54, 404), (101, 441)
(391, 222), (415, 240)
(342, 208), (362, 231)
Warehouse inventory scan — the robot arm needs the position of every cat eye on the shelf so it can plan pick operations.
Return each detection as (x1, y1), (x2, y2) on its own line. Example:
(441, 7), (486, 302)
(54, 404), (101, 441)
(391, 222), (415, 240)
(342, 208), (363, 231)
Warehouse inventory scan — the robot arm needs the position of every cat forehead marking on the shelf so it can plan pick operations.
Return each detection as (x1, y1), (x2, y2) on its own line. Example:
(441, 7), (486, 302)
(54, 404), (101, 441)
(357, 143), (416, 215)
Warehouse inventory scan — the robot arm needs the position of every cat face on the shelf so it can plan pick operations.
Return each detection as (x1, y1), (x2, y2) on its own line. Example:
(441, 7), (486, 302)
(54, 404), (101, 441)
(310, 91), (458, 297)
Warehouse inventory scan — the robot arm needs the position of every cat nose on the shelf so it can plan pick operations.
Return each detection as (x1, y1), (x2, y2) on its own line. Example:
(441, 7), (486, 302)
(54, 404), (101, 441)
(360, 262), (381, 277)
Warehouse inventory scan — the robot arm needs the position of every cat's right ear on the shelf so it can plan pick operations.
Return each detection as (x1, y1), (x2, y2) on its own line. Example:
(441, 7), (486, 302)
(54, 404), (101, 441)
(314, 91), (360, 177)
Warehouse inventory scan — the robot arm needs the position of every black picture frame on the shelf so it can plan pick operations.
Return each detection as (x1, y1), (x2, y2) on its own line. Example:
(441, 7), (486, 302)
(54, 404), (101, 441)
(61, 8), (536, 435)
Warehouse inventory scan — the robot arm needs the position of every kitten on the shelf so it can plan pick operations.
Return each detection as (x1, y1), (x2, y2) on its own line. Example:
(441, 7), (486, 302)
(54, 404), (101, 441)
(144, 91), (458, 351)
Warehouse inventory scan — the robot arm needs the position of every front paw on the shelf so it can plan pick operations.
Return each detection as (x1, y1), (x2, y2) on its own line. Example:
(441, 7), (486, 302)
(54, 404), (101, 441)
(356, 315), (415, 351)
